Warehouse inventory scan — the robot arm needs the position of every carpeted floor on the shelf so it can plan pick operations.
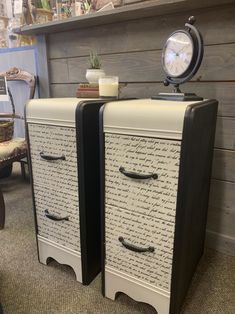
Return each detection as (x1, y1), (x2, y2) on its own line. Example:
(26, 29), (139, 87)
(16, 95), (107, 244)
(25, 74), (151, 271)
(0, 165), (234, 314)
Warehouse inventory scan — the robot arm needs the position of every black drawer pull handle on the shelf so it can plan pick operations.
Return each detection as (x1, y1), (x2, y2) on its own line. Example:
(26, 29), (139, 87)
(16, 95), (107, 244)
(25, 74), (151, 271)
(40, 151), (66, 161)
(118, 236), (154, 253)
(44, 210), (69, 221)
(119, 167), (158, 180)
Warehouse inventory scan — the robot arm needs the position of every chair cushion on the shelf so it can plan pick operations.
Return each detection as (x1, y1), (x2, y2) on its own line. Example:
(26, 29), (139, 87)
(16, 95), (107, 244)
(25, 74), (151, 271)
(0, 138), (27, 161)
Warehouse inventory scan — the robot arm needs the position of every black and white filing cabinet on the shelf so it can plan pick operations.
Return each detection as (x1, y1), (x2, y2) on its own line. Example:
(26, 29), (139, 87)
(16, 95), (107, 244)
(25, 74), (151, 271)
(100, 98), (218, 313)
(26, 98), (107, 285)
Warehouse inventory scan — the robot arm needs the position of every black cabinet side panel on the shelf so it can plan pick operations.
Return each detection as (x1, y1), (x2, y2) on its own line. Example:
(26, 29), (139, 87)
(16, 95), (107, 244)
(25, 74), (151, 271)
(76, 101), (105, 285)
(170, 100), (218, 314)
(25, 119), (40, 263)
(99, 105), (106, 296)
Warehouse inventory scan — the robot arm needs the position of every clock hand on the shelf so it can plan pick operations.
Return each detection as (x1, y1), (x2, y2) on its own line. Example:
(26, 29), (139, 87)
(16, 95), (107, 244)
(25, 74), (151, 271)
(167, 47), (177, 54)
(176, 45), (188, 55)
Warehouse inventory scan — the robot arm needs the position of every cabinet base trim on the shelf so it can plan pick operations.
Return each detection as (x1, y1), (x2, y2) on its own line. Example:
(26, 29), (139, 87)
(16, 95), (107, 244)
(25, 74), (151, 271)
(105, 267), (170, 314)
(38, 236), (82, 282)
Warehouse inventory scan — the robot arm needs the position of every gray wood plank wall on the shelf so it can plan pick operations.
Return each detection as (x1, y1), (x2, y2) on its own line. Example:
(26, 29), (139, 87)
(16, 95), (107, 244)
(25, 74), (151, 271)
(45, 3), (235, 256)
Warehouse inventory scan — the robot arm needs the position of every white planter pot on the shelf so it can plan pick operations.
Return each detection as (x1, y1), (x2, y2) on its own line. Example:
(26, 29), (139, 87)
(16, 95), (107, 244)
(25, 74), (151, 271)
(86, 69), (105, 84)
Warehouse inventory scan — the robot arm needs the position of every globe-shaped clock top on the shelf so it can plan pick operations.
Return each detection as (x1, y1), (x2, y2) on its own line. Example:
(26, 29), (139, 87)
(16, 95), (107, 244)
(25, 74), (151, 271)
(162, 31), (194, 78)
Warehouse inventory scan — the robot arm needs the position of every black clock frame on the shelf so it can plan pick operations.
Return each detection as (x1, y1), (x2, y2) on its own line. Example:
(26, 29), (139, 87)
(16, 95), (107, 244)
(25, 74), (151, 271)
(163, 19), (204, 87)
(153, 16), (204, 101)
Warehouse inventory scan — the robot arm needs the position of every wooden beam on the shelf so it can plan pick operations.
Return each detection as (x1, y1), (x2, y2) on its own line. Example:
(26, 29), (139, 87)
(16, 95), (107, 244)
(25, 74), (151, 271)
(35, 35), (50, 98)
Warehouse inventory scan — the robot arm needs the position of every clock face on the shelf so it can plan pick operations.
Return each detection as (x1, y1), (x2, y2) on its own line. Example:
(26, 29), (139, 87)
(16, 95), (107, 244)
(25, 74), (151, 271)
(162, 31), (194, 77)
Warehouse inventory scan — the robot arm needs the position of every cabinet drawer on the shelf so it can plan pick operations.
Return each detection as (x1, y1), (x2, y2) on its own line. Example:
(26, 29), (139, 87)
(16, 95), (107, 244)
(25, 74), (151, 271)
(105, 133), (181, 222)
(28, 123), (78, 193)
(28, 123), (80, 251)
(34, 184), (80, 252)
(105, 205), (174, 291)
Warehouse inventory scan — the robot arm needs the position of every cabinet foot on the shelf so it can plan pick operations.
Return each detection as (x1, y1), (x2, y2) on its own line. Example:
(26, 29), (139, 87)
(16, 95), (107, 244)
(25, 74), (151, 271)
(105, 267), (170, 314)
(38, 236), (82, 282)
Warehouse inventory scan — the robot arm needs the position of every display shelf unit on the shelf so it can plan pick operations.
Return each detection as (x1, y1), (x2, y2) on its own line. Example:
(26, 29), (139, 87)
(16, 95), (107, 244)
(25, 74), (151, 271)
(13, 0), (235, 35)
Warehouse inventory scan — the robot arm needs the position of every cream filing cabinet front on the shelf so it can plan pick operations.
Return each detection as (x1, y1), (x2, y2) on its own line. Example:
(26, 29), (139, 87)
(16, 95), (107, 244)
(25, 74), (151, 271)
(100, 99), (218, 314)
(26, 98), (107, 285)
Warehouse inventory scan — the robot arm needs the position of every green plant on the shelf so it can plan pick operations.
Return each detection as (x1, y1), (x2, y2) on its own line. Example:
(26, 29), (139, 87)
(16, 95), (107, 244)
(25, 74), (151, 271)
(89, 51), (101, 69)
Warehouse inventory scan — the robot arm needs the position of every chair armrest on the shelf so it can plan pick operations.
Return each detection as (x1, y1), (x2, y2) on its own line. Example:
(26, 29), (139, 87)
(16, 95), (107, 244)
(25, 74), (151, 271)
(0, 113), (23, 119)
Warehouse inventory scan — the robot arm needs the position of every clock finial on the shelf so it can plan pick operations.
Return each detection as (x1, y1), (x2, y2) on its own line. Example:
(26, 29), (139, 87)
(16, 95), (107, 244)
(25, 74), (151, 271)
(188, 16), (196, 25)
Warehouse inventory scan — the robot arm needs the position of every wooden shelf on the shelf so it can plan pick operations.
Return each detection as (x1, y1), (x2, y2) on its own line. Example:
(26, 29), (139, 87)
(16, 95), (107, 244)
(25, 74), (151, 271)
(14, 0), (235, 36)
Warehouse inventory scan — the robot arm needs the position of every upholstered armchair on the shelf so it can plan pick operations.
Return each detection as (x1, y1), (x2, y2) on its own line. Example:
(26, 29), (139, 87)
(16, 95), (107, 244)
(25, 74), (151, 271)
(0, 67), (36, 229)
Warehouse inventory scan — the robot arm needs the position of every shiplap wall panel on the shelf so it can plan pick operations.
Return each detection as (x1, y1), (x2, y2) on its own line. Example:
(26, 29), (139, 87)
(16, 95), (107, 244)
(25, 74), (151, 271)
(209, 180), (235, 212)
(207, 207), (235, 237)
(179, 83), (235, 117)
(50, 84), (76, 97)
(212, 150), (235, 182)
(206, 230), (235, 256)
(46, 3), (235, 255)
(50, 51), (162, 83)
(49, 44), (235, 84)
(207, 180), (235, 248)
(215, 117), (235, 150)
(119, 82), (235, 117)
(49, 59), (70, 84)
(51, 82), (235, 117)
(48, 4), (235, 59)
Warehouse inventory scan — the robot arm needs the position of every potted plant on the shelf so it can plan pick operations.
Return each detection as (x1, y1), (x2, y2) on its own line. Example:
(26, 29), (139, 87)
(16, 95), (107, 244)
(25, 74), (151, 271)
(86, 51), (105, 84)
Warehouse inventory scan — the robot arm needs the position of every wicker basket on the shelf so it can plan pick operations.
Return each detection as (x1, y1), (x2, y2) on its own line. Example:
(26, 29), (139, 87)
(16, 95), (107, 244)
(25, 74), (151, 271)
(0, 89), (15, 143)
(36, 8), (53, 24)
(0, 120), (14, 142)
